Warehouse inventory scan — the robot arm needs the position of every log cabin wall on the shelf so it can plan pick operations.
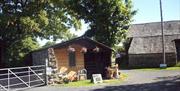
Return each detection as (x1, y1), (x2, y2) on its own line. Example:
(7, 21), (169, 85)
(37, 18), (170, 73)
(54, 44), (85, 72)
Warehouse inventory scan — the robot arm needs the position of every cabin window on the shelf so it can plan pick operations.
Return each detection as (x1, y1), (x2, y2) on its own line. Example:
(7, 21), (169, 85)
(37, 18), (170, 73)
(68, 52), (76, 67)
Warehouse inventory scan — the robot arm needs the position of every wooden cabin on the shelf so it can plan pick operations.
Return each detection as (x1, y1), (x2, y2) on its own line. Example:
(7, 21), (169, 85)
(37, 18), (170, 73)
(31, 37), (113, 78)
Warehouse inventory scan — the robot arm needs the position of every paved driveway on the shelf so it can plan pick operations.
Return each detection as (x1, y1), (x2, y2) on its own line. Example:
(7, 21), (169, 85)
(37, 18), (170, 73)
(25, 70), (180, 91)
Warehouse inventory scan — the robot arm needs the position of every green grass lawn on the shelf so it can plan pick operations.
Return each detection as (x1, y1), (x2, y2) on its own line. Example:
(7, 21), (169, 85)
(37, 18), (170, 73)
(53, 73), (128, 87)
(55, 79), (121, 87)
(137, 67), (180, 71)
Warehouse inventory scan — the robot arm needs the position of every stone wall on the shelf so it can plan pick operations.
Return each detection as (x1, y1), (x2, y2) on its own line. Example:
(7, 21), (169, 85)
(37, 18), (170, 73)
(128, 53), (177, 68)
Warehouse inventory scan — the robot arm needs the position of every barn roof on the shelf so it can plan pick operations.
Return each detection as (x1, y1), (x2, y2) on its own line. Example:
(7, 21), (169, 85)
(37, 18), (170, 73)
(33, 37), (114, 52)
(128, 20), (180, 38)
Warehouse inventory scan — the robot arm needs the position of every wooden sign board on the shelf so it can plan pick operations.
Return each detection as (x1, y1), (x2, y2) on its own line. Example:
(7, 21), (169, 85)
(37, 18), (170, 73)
(160, 64), (167, 68)
(92, 74), (103, 84)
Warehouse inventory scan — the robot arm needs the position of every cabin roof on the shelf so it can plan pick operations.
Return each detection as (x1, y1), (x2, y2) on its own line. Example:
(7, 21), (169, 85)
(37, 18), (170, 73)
(33, 37), (114, 52)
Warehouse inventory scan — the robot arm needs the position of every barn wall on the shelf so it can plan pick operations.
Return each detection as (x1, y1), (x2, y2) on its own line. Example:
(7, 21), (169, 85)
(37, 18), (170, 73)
(129, 35), (180, 54)
(129, 53), (177, 68)
(54, 44), (85, 72)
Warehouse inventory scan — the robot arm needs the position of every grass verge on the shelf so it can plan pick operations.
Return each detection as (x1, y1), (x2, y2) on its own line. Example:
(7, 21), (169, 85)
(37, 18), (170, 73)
(53, 73), (128, 87)
(137, 67), (180, 71)
(175, 62), (180, 67)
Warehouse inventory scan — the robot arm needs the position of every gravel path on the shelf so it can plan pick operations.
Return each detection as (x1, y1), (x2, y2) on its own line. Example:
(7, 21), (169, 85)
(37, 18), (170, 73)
(25, 70), (180, 91)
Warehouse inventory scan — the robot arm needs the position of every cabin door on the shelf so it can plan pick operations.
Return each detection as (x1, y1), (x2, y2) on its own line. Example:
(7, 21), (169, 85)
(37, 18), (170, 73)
(175, 40), (180, 62)
(95, 52), (106, 78)
(84, 51), (106, 79)
(84, 51), (97, 78)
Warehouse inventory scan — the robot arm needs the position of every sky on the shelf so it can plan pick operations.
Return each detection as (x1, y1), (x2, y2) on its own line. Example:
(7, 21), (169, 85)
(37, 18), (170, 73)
(72, 0), (180, 35)
(132, 0), (180, 24)
(38, 0), (180, 46)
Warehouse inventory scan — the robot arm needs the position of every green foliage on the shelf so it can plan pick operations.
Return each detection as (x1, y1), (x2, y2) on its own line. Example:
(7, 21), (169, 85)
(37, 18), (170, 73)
(42, 41), (56, 48)
(0, 0), (136, 67)
(65, 0), (136, 47)
(0, 0), (81, 38)
(114, 45), (125, 52)
(5, 37), (39, 67)
(0, 0), (80, 67)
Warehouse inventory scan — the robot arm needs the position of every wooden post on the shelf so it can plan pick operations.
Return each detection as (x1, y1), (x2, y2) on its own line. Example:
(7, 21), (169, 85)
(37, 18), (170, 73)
(159, 0), (166, 67)
(44, 59), (48, 85)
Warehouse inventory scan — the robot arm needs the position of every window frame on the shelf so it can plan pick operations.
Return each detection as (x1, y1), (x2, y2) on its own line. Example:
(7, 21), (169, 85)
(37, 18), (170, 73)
(68, 51), (76, 67)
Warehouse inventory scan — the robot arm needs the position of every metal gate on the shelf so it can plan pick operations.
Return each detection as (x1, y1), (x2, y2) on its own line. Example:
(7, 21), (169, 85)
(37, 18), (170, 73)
(0, 65), (46, 91)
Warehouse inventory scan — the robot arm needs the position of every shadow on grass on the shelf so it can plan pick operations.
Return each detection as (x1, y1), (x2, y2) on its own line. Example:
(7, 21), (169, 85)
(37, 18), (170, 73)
(91, 75), (180, 91)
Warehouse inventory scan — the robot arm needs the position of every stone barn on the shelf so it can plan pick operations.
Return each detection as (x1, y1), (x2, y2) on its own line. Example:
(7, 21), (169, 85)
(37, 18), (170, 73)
(30, 37), (113, 78)
(128, 20), (180, 68)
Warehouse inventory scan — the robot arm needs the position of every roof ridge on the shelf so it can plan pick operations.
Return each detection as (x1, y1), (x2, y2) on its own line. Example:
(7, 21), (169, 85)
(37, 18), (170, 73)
(132, 20), (180, 25)
(32, 36), (114, 52)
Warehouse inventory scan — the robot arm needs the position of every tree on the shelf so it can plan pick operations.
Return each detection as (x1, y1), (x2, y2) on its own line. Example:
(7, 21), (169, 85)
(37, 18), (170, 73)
(5, 37), (40, 67)
(0, 0), (80, 67)
(0, 0), (80, 41)
(65, 0), (136, 47)
(42, 41), (56, 48)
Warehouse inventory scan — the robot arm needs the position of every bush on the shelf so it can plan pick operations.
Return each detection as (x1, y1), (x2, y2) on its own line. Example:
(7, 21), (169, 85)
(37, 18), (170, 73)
(175, 62), (180, 67)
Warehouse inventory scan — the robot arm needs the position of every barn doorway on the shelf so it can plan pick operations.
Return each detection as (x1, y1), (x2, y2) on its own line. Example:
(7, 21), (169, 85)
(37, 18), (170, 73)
(84, 51), (97, 79)
(175, 39), (180, 62)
